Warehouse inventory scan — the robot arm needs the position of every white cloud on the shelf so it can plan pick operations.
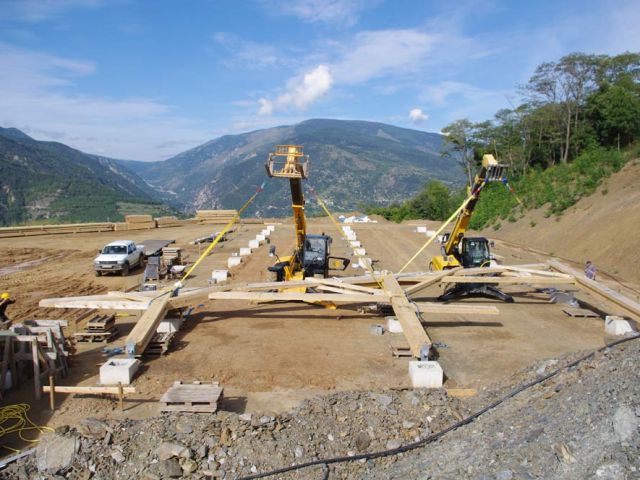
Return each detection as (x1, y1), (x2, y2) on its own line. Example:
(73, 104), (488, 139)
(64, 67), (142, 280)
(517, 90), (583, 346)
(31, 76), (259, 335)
(263, 0), (370, 27)
(0, 43), (210, 160)
(409, 108), (428, 123)
(257, 64), (333, 115)
(0, 0), (104, 22)
(331, 29), (437, 85)
(212, 32), (282, 69)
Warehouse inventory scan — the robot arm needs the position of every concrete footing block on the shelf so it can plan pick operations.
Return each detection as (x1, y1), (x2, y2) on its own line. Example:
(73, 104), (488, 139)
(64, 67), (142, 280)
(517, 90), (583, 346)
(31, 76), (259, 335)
(349, 240), (361, 248)
(256, 234), (266, 241)
(99, 358), (140, 385)
(416, 226), (427, 233)
(409, 361), (443, 388)
(426, 230), (436, 237)
(386, 316), (403, 333)
(211, 269), (228, 284)
(358, 257), (372, 269)
(248, 239), (260, 249)
(353, 247), (366, 256)
(228, 256), (242, 268)
(266, 225), (276, 232)
(239, 247), (252, 256)
(157, 317), (184, 333)
(605, 316), (636, 336)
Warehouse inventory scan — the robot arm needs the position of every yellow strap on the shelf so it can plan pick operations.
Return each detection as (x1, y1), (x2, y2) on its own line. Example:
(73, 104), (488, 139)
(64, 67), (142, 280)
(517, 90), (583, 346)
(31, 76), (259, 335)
(398, 192), (476, 273)
(179, 186), (264, 287)
(309, 187), (384, 289)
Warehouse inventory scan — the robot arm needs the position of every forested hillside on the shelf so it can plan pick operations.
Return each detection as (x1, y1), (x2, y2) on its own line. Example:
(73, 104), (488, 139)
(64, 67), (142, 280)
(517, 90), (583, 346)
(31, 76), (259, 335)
(0, 128), (172, 225)
(371, 52), (640, 227)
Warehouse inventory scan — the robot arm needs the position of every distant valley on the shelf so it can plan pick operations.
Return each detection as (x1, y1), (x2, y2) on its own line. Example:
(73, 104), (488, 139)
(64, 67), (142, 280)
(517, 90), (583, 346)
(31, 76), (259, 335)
(0, 119), (463, 225)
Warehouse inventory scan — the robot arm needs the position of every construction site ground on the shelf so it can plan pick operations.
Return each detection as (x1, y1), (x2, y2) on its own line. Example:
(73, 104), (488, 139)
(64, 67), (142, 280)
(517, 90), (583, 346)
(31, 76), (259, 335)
(1, 218), (636, 452)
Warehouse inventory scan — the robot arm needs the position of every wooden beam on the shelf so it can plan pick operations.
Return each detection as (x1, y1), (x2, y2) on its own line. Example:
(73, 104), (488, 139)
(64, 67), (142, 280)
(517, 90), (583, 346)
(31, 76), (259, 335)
(382, 275), (432, 358)
(43, 385), (136, 394)
(125, 297), (170, 356)
(414, 303), (500, 315)
(403, 268), (462, 296)
(441, 276), (575, 285)
(207, 291), (387, 303)
(39, 296), (150, 310)
(548, 260), (640, 320)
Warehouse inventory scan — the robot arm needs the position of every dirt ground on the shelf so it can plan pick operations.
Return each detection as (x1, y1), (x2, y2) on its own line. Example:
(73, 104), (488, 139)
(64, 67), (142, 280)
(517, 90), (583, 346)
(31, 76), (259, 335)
(0, 217), (632, 448)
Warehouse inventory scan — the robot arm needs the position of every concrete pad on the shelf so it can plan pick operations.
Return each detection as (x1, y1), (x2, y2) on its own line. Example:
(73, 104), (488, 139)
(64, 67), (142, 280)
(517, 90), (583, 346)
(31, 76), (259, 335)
(409, 361), (443, 388)
(248, 239), (260, 249)
(211, 269), (228, 283)
(266, 225), (276, 232)
(256, 234), (266, 242)
(349, 241), (361, 248)
(157, 317), (184, 333)
(228, 256), (242, 268)
(416, 226), (427, 233)
(353, 247), (366, 256)
(605, 316), (636, 336)
(386, 316), (403, 333)
(239, 247), (252, 256)
(99, 358), (141, 385)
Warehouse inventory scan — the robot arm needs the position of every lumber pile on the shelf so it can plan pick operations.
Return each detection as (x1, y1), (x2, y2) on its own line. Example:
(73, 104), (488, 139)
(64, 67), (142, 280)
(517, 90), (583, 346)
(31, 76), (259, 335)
(113, 222), (129, 231)
(125, 214), (157, 230)
(155, 216), (181, 228)
(195, 210), (237, 224)
(0, 222), (114, 238)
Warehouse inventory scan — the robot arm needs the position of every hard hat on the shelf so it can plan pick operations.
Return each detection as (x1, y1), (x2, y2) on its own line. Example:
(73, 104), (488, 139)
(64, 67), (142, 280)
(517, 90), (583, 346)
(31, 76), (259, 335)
(1, 292), (9, 300)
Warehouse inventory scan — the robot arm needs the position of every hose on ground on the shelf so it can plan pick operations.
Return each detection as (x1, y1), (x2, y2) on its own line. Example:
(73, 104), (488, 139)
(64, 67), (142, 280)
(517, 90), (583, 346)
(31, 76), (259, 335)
(238, 333), (640, 480)
(0, 403), (54, 453)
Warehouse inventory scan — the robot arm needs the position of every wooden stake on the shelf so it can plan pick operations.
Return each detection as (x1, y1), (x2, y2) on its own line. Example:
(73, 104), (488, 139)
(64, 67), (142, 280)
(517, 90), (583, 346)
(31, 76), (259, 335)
(118, 382), (124, 411)
(49, 375), (55, 411)
(31, 339), (41, 400)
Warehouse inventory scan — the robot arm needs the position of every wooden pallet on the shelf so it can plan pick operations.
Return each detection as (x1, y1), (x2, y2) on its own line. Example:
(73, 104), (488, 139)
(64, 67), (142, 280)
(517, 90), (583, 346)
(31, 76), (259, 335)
(562, 307), (601, 318)
(74, 327), (119, 343)
(160, 381), (223, 413)
(86, 314), (115, 331)
(143, 332), (175, 356)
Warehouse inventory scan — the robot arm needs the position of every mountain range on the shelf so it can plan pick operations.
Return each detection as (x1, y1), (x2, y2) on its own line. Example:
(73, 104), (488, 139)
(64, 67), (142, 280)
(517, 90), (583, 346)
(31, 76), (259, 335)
(119, 119), (464, 216)
(0, 127), (171, 226)
(0, 119), (463, 225)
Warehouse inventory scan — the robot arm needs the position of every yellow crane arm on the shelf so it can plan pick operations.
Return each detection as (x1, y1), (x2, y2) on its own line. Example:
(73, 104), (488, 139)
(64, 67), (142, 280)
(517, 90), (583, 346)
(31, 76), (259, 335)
(443, 154), (507, 256)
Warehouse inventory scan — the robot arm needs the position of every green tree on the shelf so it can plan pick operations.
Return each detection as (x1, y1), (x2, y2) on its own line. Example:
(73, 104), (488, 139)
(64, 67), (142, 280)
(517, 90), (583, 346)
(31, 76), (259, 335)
(588, 84), (640, 149)
(441, 119), (476, 186)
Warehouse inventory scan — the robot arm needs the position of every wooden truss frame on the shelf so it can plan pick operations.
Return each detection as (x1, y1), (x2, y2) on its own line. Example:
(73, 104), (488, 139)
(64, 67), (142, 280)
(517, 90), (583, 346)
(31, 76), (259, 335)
(36, 262), (607, 358)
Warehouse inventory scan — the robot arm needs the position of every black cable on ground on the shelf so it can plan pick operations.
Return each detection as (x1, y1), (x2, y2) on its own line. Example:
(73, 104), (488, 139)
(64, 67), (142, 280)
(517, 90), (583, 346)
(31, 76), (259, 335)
(238, 333), (640, 480)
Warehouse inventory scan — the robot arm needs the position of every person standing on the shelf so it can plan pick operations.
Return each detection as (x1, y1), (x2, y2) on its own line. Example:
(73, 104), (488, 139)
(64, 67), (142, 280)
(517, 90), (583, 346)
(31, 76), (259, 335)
(0, 292), (15, 328)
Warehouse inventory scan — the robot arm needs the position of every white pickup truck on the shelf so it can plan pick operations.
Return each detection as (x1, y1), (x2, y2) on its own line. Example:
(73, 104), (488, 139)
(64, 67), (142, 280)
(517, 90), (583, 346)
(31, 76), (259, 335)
(94, 240), (144, 276)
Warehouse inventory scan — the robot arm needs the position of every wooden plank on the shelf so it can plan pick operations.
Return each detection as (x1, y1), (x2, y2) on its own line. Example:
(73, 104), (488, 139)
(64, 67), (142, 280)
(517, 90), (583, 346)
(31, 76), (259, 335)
(207, 291), (388, 303)
(382, 275), (432, 358)
(43, 385), (135, 394)
(414, 303), (500, 315)
(441, 276), (575, 285)
(445, 388), (477, 398)
(549, 260), (640, 320)
(403, 268), (462, 296)
(125, 296), (170, 356)
(562, 307), (600, 318)
(39, 296), (150, 310)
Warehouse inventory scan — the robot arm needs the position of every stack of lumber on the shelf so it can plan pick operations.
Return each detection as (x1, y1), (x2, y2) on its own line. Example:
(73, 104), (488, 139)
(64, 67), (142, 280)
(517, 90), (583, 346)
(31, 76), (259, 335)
(155, 216), (181, 228)
(113, 222), (129, 231)
(195, 210), (237, 224)
(0, 222), (114, 238)
(125, 214), (157, 230)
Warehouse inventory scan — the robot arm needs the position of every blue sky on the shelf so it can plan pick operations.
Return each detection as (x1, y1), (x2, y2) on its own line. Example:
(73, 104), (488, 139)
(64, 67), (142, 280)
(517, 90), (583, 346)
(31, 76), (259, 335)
(1, 0), (638, 161)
